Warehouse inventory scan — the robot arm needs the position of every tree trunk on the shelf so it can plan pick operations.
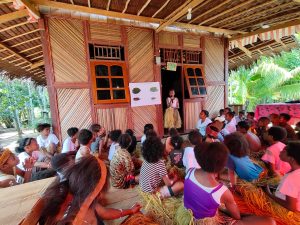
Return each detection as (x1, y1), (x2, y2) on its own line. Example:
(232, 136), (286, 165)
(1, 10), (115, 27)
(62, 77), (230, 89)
(27, 81), (35, 126)
(13, 109), (22, 137)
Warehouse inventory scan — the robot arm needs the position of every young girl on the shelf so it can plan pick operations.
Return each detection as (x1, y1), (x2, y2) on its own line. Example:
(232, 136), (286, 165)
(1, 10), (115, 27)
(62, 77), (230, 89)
(224, 132), (263, 186)
(164, 89), (182, 129)
(36, 123), (59, 156)
(169, 136), (184, 168)
(110, 134), (136, 189)
(196, 110), (212, 137)
(181, 142), (275, 225)
(165, 128), (179, 154)
(266, 141), (300, 212)
(0, 148), (34, 187)
(140, 136), (183, 198)
(62, 127), (79, 153)
(108, 130), (122, 161)
(75, 129), (94, 162)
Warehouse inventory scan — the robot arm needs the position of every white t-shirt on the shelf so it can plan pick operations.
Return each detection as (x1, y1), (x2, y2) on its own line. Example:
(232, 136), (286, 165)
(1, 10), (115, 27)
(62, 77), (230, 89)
(262, 142), (291, 175)
(17, 152), (31, 171)
(222, 118), (237, 134)
(141, 135), (146, 144)
(37, 133), (59, 148)
(196, 117), (212, 136)
(75, 146), (91, 162)
(62, 137), (76, 153)
(108, 143), (119, 161)
(182, 146), (200, 172)
(275, 169), (300, 211)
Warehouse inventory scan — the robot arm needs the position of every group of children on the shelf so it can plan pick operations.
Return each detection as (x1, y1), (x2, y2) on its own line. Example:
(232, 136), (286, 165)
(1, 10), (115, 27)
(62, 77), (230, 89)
(1, 107), (300, 225)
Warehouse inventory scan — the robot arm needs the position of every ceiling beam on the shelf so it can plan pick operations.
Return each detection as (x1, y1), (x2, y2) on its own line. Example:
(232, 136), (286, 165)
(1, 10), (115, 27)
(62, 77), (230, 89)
(11, 37), (41, 47)
(87, 0), (91, 8)
(164, 0), (193, 21)
(0, 9), (28, 25)
(156, 0), (206, 33)
(211, 0), (277, 27)
(152, 0), (171, 18)
(30, 60), (44, 69)
(2, 29), (40, 42)
(0, 0), (13, 3)
(106, 0), (111, 10)
(19, 44), (42, 53)
(189, 0), (231, 24)
(0, 21), (30, 33)
(137, 0), (151, 16)
(122, 0), (131, 13)
(0, 42), (32, 66)
(19, 0), (41, 19)
(229, 19), (300, 41)
(237, 44), (252, 58)
(198, 0), (256, 25)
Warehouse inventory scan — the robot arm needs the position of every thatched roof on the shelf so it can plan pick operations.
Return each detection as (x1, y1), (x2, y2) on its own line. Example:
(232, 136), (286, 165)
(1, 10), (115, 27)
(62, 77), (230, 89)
(1, 0), (300, 84)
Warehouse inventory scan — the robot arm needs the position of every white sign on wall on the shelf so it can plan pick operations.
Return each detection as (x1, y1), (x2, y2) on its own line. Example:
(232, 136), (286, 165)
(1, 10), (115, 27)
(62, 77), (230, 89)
(129, 82), (161, 107)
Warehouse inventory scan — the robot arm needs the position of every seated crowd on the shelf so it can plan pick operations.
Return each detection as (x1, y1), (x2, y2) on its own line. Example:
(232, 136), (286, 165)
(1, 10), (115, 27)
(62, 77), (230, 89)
(1, 108), (300, 224)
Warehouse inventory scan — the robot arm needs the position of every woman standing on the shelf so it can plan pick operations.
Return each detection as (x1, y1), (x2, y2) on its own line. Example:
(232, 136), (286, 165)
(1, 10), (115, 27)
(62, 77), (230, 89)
(164, 89), (182, 129)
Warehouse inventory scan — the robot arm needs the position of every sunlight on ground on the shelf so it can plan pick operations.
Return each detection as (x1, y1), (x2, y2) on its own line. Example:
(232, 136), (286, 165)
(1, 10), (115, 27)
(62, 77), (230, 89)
(0, 129), (38, 150)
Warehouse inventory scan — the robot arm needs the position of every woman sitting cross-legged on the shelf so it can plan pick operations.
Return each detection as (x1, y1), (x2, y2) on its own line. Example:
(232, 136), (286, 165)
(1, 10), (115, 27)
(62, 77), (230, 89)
(33, 156), (141, 225)
(110, 134), (138, 189)
(179, 142), (275, 225)
(140, 136), (183, 198)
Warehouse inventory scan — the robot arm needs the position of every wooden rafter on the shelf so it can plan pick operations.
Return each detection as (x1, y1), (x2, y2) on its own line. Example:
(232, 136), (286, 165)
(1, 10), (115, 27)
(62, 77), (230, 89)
(69, 0), (74, 4)
(10, 58), (23, 63)
(177, 0), (210, 21)
(26, 50), (43, 58)
(211, 0), (277, 27)
(2, 29), (40, 42)
(230, 40), (275, 58)
(156, 0), (206, 32)
(31, 54), (43, 61)
(237, 44), (252, 58)
(198, 0), (256, 25)
(0, 9), (28, 25)
(106, 0), (111, 10)
(0, 21), (30, 33)
(88, 0), (91, 8)
(11, 37), (41, 47)
(19, 0), (41, 19)
(122, 0), (131, 13)
(2, 54), (16, 61)
(0, 0), (13, 3)
(229, 19), (300, 40)
(189, 0), (231, 24)
(0, 42), (32, 65)
(164, 0), (193, 21)
(152, 0), (171, 18)
(19, 44), (42, 53)
(226, 2), (297, 30)
(30, 60), (44, 69)
(137, 0), (151, 16)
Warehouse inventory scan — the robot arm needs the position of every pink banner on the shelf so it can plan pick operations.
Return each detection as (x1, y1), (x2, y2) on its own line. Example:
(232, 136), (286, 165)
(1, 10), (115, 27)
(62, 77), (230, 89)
(255, 103), (300, 125)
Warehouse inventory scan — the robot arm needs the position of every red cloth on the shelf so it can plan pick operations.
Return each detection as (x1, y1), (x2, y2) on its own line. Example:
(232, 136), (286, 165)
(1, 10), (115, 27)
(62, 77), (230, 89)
(255, 103), (300, 125)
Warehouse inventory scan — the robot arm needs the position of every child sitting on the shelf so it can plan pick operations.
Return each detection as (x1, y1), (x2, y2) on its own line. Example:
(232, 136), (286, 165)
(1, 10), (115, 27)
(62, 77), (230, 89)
(165, 128), (179, 154)
(169, 136), (184, 168)
(36, 123), (59, 155)
(237, 121), (261, 153)
(269, 113), (280, 127)
(262, 126), (291, 176)
(140, 136), (183, 198)
(182, 142), (274, 225)
(108, 130), (122, 161)
(224, 133), (263, 186)
(141, 123), (154, 144)
(204, 124), (220, 143)
(265, 141), (300, 212)
(125, 129), (137, 154)
(256, 117), (271, 147)
(90, 124), (106, 154)
(0, 148), (34, 187)
(182, 130), (202, 172)
(110, 134), (136, 189)
(279, 113), (297, 140)
(61, 127), (79, 153)
(75, 129), (93, 162)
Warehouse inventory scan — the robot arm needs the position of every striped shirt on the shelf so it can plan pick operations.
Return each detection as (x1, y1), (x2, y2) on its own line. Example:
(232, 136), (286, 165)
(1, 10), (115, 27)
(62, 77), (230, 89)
(140, 159), (168, 193)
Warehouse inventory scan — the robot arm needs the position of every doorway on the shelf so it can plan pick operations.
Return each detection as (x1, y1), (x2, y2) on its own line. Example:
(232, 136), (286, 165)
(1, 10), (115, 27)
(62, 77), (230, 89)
(161, 66), (184, 134)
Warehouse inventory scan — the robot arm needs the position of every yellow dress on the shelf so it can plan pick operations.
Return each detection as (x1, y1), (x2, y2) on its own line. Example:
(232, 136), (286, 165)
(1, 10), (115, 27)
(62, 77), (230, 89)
(164, 97), (182, 129)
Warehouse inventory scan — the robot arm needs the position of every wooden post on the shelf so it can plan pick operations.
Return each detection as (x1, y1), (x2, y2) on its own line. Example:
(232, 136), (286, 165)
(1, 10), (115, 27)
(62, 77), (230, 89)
(224, 37), (229, 108)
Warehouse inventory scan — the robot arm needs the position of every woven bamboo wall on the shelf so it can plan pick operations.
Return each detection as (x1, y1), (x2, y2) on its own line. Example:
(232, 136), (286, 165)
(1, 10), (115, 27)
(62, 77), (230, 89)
(184, 101), (202, 130)
(89, 22), (121, 42)
(127, 27), (154, 82)
(132, 106), (157, 137)
(205, 38), (224, 82)
(158, 32), (179, 46)
(57, 89), (92, 141)
(97, 107), (128, 132)
(183, 35), (200, 49)
(205, 86), (224, 118)
(48, 18), (87, 83)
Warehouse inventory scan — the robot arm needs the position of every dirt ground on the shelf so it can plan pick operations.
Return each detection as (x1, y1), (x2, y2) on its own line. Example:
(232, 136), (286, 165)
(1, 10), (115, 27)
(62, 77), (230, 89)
(0, 129), (38, 151)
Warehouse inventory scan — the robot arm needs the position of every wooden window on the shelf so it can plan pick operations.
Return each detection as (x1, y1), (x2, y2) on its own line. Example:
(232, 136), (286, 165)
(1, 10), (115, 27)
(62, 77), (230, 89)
(183, 50), (202, 64)
(160, 48), (181, 63)
(91, 61), (129, 104)
(89, 44), (124, 61)
(184, 65), (207, 98)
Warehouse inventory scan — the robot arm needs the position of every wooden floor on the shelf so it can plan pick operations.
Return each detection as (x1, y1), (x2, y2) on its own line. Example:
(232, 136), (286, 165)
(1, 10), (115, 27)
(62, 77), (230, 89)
(0, 177), (140, 225)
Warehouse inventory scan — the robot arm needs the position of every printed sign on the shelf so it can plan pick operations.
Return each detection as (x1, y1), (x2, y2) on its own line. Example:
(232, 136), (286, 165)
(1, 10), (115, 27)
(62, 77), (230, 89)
(167, 62), (177, 71)
(129, 82), (161, 107)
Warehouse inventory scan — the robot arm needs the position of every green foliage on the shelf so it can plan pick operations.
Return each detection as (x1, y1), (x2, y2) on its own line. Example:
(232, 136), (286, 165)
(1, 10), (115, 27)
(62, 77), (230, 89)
(229, 34), (300, 111)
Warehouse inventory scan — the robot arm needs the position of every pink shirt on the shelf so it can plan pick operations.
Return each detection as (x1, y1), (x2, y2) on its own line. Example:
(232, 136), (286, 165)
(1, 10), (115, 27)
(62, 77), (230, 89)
(262, 142), (291, 175)
(167, 97), (179, 109)
(275, 169), (300, 211)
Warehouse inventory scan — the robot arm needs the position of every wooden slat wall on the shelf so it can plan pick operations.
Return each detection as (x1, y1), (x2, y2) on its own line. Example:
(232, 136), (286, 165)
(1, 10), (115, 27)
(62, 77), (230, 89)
(89, 22), (121, 42)
(184, 101), (202, 130)
(48, 18), (87, 83)
(97, 107), (128, 132)
(132, 106), (157, 137)
(57, 89), (92, 141)
(205, 86), (225, 118)
(127, 27), (154, 82)
(158, 32), (179, 46)
(183, 35), (200, 49)
(205, 38), (224, 82)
